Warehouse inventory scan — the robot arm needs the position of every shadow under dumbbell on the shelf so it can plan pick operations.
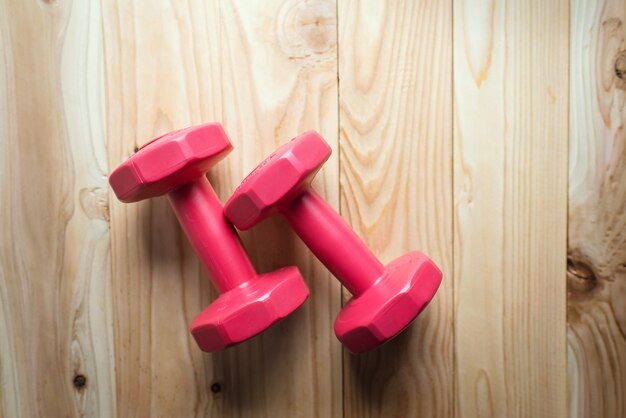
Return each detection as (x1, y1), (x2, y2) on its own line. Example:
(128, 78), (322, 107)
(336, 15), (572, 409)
(135, 194), (216, 316)
(344, 323), (414, 409)
(344, 317), (444, 415)
(238, 217), (299, 273)
(210, 306), (308, 415)
(345, 318), (414, 370)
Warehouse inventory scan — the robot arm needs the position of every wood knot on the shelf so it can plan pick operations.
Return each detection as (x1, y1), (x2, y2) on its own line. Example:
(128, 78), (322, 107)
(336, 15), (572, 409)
(79, 187), (110, 221)
(567, 257), (598, 295)
(616, 51), (626, 80)
(278, 0), (336, 60)
(73, 374), (87, 390)
(600, 18), (625, 89)
(210, 382), (222, 394)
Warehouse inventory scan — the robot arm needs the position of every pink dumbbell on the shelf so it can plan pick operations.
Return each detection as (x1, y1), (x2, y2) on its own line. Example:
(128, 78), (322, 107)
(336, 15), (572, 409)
(109, 123), (309, 352)
(224, 131), (442, 353)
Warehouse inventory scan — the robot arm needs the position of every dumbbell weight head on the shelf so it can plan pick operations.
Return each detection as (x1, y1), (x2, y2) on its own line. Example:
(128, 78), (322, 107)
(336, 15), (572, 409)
(109, 124), (309, 351)
(110, 124), (234, 203)
(188, 266), (309, 350)
(224, 131), (442, 353)
(334, 251), (441, 353)
(226, 131), (332, 229)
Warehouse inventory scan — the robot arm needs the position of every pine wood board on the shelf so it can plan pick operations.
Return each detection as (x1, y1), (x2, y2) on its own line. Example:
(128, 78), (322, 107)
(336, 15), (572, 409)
(453, 0), (569, 416)
(0, 1), (114, 416)
(568, 1), (626, 417)
(337, 0), (454, 417)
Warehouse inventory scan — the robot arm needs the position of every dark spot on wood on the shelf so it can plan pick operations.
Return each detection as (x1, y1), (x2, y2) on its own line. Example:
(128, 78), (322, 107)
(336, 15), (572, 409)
(566, 254), (605, 321)
(567, 257), (598, 294)
(133, 146), (139, 153)
(210, 382), (222, 393)
(615, 51), (626, 80)
(73, 374), (87, 390)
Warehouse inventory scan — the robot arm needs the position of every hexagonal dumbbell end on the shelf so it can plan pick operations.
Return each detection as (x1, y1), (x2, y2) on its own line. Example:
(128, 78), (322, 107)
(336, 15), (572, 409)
(190, 266), (308, 351)
(109, 123), (309, 352)
(334, 252), (441, 353)
(226, 130), (331, 229)
(224, 130), (442, 353)
(110, 124), (233, 202)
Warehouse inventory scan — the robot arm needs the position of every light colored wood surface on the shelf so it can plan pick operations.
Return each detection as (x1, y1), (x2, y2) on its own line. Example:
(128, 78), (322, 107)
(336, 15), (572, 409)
(568, 1), (626, 417)
(102, 1), (223, 415)
(453, 0), (569, 417)
(214, 0), (342, 416)
(1, 1), (624, 417)
(0, 1), (114, 417)
(338, 0), (453, 417)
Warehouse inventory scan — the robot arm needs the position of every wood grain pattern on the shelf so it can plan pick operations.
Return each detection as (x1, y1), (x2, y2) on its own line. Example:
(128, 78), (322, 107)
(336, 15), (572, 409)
(338, 1), (453, 417)
(454, 0), (569, 417)
(3, 1), (623, 417)
(102, 0), (341, 416)
(568, 1), (626, 417)
(102, 1), (224, 415)
(0, 1), (114, 417)
(217, 1), (342, 416)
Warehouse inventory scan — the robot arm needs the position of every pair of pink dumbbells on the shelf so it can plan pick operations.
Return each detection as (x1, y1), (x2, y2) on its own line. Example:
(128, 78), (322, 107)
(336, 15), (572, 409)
(109, 123), (442, 354)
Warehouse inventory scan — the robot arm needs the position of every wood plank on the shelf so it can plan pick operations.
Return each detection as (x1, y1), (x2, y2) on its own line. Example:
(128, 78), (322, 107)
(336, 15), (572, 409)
(0, 1), (114, 417)
(338, 1), (454, 417)
(568, 1), (626, 417)
(102, 1), (225, 416)
(217, 0), (342, 416)
(102, 0), (342, 416)
(453, 0), (569, 417)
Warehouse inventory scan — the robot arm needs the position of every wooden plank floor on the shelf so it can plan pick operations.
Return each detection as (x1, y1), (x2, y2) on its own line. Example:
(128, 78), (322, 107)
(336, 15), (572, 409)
(568, 1), (626, 417)
(454, 0), (569, 416)
(0, 1), (624, 417)
(339, 1), (453, 417)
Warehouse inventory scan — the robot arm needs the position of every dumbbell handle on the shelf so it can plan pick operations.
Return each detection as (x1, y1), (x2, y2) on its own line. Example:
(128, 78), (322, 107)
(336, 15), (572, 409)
(281, 189), (384, 296)
(168, 176), (257, 293)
